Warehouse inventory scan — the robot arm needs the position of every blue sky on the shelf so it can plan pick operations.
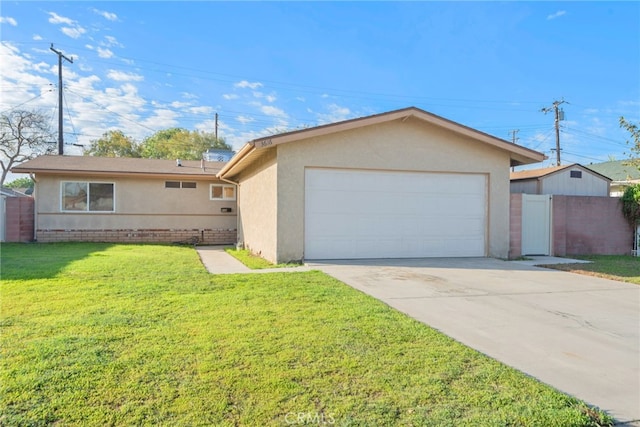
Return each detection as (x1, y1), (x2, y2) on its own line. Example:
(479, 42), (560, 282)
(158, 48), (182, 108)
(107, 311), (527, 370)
(1, 1), (639, 174)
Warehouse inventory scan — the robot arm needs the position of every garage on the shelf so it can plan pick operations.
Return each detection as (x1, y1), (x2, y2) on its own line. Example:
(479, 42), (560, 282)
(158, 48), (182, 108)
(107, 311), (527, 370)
(304, 168), (487, 259)
(217, 107), (545, 263)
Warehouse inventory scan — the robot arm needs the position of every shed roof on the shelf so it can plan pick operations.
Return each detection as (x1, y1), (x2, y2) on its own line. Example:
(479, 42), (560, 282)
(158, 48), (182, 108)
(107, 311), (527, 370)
(11, 155), (225, 179)
(510, 163), (611, 182)
(218, 106), (546, 179)
(0, 187), (29, 197)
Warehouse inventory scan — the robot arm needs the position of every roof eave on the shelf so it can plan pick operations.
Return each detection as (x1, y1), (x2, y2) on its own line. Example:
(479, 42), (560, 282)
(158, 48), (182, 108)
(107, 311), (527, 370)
(216, 142), (257, 179)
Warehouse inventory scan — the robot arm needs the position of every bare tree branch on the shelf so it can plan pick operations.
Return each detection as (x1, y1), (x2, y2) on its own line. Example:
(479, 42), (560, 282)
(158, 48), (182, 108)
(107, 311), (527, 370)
(0, 110), (55, 186)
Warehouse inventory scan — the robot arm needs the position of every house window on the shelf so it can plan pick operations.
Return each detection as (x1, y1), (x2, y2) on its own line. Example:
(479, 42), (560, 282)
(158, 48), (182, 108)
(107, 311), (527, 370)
(165, 181), (197, 188)
(210, 184), (236, 200)
(570, 170), (582, 179)
(62, 182), (114, 212)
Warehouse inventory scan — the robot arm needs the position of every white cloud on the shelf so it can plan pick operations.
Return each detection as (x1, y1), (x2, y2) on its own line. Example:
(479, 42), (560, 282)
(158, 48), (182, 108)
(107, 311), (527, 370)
(316, 104), (352, 124)
(48, 12), (86, 39)
(141, 109), (179, 130)
(260, 105), (287, 118)
(547, 10), (566, 20)
(0, 16), (17, 26)
(234, 80), (263, 89)
(181, 92), (198, 100)
(61, 26), (86, 39)
(189, 106), (213, 114)
(48, 12), (75, 25)
(103, 36), (123, 48)
(106, 70), (144, 82)
(92, 8), (118, 21)
(33, 34), (43, 41)
(171, 101), (191, 108)
(236, 115), (255, 124)
(223, 93), (239, 100)
(265, 95), (277, 103)
(97, 47), (114, 58)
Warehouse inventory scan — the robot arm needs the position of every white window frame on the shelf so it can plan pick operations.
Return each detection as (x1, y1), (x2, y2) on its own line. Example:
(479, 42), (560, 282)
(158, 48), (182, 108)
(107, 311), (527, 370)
(210, 184), (236, 201)
(61, 181), (116, 212)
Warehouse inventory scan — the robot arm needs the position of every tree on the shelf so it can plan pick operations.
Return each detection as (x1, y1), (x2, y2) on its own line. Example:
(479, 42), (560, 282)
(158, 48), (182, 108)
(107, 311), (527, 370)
(5, 176), (34, 189)
(84, 130), (141, 157)
(620, 117), (640, 170)
(0, 110), (55, 186)
(139, 128), (232, 160)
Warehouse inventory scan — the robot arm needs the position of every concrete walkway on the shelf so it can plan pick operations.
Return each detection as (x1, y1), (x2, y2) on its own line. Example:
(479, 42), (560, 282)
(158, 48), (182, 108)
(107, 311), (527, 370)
(196, 246), (313, 274)
(196, 247), (639, 424)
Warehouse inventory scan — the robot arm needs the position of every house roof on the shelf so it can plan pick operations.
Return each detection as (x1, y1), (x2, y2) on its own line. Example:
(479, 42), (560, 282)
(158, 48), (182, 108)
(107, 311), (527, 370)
(11, 155), (225, 179)
(586, 160), (640, 182)
(217, 106), (546, 179)
(510, 163), (612, 182)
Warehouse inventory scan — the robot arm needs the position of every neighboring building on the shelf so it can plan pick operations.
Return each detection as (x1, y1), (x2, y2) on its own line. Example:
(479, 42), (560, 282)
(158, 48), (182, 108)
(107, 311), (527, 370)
(586, 160), (640, 197)
(11, 156), (237, 244)
(217, 106), (544, 263)
(510, 164), (610, 197)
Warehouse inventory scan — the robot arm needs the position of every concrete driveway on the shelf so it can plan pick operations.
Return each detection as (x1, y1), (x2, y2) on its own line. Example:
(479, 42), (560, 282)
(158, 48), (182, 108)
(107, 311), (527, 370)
(307, 257), (640, 424)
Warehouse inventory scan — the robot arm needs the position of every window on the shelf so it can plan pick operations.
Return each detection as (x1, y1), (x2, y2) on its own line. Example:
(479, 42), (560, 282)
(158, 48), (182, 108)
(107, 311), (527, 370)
(165, 181), (197, 188)
(210, 184), (236, 200)
(570, 170), (582, 179)
(62, 182), (114, 212)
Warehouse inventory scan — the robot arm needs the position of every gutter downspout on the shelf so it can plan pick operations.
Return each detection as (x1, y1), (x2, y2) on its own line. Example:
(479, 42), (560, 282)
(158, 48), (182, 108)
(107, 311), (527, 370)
(217, 174), (241, 248)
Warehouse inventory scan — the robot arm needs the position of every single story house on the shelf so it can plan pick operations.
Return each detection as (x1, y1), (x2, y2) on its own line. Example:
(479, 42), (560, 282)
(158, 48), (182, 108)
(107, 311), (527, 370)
(510, 164), (611, 197)
(586, 160), (640, 197)
(217, 106), (544, 263)
(11, 156), (237, 244)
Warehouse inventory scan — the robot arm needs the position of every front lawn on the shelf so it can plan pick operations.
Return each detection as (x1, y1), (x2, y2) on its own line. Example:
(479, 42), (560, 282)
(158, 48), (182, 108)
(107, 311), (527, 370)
(543, 255), (640, 285)
(1, 243), (612, 426)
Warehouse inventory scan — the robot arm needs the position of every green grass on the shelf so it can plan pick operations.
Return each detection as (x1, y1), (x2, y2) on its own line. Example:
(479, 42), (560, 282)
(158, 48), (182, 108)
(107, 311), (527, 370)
(225, 248), (301, 269)
(543, 255), (640, 285)
(1, 243), (613, 426)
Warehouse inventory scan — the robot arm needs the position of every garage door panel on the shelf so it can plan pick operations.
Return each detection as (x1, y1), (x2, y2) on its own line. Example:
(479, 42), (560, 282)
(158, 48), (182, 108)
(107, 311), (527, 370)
(305, 169), (486, 259)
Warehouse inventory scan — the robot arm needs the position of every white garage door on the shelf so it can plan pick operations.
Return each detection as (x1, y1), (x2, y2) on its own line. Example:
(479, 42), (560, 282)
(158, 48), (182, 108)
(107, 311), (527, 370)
(304, 168), (486, 259)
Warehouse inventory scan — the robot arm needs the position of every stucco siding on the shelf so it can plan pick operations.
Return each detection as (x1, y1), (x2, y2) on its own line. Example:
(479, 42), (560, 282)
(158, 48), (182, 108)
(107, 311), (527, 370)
(235, 150), (279, 263)
(275, 117), (512, 261)
(34, 174), (236, 231)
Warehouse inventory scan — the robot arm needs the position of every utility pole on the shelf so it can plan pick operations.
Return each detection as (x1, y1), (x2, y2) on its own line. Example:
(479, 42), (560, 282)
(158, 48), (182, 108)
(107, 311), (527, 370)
(50, 44), (73, 155)
(541, 99), (567, 166)
(215, 113), (219, 140)
(509, 129), (519, 144)
(509, 130), (519, 172)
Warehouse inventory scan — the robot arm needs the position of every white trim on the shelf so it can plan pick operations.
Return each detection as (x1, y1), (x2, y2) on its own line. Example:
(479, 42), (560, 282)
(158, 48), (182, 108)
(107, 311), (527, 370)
(209, 184), (236, 201)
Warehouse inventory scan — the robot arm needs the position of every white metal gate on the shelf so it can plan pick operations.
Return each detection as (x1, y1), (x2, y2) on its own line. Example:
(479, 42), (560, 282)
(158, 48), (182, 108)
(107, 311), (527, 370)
(521, 194), (552, 255)
(0, 196), (5, 242)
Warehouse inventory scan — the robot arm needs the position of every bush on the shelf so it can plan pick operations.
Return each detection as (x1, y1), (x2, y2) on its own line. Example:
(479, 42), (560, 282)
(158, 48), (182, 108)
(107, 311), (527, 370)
(621, 184), (640, 225)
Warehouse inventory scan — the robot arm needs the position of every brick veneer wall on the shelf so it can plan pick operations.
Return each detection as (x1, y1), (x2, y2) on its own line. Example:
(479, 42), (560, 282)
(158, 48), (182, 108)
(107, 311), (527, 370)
(509, 193), (523, 259)
(36, 228), (237, 245)
(510, 194), (633, 257)
(5, 197), (34, 242)
(552, 196), (633, 256)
